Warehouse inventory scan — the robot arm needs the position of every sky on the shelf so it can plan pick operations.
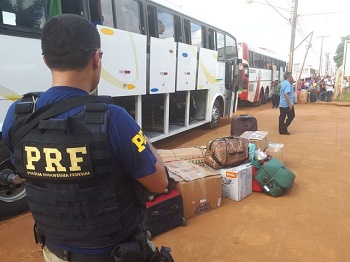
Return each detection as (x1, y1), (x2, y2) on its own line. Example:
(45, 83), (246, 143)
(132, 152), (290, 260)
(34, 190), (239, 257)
(163, 0), (350, 75)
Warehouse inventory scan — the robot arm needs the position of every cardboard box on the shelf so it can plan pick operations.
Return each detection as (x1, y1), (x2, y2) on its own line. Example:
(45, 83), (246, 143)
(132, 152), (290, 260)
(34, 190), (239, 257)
(157, 146), (206, 165)
(219, 163), (252, 201)
(167, 161), (222, 220)
(240, 131), (269, 151)
(265, 142), (285, 163)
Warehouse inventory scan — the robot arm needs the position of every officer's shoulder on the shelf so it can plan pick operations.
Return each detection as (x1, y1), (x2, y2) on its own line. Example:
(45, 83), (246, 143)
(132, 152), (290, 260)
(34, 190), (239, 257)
(106, 103), (128, 115)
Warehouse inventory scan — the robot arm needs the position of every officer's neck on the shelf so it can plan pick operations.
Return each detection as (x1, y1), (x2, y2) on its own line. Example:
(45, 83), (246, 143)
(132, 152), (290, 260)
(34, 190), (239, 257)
(51, 69), (95, 93)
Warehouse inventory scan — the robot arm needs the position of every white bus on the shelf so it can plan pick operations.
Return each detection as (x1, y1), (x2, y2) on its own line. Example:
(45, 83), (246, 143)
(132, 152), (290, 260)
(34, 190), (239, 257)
(0, 0), (241, 217)
(237, 42), (286, 106)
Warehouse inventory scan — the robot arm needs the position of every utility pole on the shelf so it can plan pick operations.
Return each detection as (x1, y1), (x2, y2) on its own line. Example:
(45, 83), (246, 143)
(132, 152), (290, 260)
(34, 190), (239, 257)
(317, 35), (329, 76)
(324, 52), (330, 75)
(288, 0), (298, 73)
(297, 31), (314, 84)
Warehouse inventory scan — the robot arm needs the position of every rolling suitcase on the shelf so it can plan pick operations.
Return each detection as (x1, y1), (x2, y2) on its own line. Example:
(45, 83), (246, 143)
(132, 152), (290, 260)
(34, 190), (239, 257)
(254, 157), (295, 197)
(230, 114), (258, 136)
(142, 189), (186, 240)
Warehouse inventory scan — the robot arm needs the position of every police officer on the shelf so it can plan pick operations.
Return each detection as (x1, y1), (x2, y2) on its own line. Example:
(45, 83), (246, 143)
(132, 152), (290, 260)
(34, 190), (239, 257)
(2, 14), (170, 262)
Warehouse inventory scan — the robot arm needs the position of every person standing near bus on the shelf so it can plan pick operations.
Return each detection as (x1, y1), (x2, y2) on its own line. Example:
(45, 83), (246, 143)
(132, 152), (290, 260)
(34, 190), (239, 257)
(271, 80), (280, 108)
(279, 72), (295, 135)
(2, 14), (172, 262)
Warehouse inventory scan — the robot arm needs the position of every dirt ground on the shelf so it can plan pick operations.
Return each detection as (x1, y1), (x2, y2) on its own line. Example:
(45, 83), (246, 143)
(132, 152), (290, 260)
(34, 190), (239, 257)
(1, 101), (350, 262)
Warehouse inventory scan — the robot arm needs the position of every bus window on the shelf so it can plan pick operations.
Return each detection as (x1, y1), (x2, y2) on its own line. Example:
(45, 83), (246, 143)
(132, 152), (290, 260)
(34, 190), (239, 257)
(208, 28), (216, 50)
(174, 14), (181, 42)
(201, 26), (207, 48)
(99, 0), (114, 27)
(253, 53), (259, 68)
(190, 22), (201, 48)
(1, 0), (45, 29)
(263, 55), (267, 69)
(147, 5), (157, 38)
(259, 55), (263, 68)
(244, 64), (249, 78)
(225, 35), (236, 60)
(89, 0), (102, 25)
(249, 51), (253, 66)
(115, 0), (140, 34)
(267, 57), (272, 69)
(61, 0), (83, 16)
(217, 32), (225, 61)
(157, 10), (174, 41)
(183, 18), (190, 44)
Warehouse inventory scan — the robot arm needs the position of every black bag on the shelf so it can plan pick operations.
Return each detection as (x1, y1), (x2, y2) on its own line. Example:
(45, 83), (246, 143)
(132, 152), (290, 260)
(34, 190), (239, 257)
(141, 189), (185, 240)
(230, 114), (258, 136)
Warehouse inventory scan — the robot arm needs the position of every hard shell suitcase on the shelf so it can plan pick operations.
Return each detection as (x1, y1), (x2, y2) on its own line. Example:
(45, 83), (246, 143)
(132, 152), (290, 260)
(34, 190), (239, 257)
(254, 157), (295, 197)
(252, 166), (262, 192)
(230, 114), (258, 136)
(142, 189), (185, 240)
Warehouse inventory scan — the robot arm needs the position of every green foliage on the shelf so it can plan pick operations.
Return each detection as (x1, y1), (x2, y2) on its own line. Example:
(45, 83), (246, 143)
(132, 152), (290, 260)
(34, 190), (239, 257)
(333, 35), (350, 68)
(334, 91), (350, 101)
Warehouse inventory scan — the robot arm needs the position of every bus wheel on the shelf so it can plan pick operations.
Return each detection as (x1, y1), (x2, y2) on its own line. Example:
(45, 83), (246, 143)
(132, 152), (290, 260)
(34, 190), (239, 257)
(209, 100), (221, 128)
(253, 96), (261, 107)
(260, 89), (266, 104)
(0, 159), (28, 220)
(0, 139), (28, 220)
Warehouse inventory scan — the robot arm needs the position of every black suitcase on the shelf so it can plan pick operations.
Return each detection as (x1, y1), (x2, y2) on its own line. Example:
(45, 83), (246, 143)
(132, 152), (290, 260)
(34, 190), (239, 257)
(309, 91), (317, 103)
(230, 114), (258, 136)
(142, 189), (185, 240)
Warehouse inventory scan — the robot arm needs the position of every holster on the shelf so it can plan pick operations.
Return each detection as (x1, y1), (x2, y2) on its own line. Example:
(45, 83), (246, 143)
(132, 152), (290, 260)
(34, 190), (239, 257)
(111, 227), (174, 262)
(111, 241), (142, 262)
(33, 223), (46, 248)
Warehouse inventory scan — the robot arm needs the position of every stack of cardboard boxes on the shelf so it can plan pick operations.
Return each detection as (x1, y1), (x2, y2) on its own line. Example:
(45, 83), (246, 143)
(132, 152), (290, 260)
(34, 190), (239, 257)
(157, 130), (285, 221)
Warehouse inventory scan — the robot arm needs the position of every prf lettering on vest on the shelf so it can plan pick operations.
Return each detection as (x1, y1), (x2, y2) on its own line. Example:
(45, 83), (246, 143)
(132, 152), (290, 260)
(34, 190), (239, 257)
(132, 130), (147, 152)
(25, 146), (87, 172)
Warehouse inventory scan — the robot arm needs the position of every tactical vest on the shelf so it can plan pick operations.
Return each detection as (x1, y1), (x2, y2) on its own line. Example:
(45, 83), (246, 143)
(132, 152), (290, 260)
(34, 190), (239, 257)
(12, 94), (143, 239)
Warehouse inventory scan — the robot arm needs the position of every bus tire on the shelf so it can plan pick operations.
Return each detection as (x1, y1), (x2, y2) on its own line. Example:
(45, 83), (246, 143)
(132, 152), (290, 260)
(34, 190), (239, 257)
(260, 89), (266, 104)
(0, 139), (29, 220)
(253, 98), (261, 107)
(209, 100), (221, 128)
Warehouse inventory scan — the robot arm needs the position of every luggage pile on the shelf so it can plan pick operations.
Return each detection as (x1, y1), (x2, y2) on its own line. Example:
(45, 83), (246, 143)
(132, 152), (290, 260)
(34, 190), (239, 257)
(144, 114), (295, 239)
(298, 89), (317, 103)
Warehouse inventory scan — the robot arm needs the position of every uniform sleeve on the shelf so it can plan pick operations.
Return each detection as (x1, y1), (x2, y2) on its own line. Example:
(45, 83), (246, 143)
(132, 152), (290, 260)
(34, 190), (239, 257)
(2, 102), (18, 162)
(107, 106), (157, 179)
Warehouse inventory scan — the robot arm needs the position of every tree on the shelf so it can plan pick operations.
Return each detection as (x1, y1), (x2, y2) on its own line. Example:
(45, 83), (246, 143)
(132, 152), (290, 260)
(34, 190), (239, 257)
(333, 35), (350, 68)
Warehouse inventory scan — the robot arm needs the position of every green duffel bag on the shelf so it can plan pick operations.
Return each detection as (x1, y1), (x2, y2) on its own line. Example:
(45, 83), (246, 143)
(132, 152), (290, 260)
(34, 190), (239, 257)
(255, 157), (295, 197)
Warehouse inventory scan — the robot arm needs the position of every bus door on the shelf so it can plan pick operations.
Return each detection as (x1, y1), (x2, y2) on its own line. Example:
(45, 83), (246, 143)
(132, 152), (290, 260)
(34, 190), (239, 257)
(225, 59), (241, 114)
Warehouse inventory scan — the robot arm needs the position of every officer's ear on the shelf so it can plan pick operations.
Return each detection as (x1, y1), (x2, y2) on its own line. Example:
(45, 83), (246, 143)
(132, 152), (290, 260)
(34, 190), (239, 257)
(42, 55), (50, 69)
(92, 48), (102, 69)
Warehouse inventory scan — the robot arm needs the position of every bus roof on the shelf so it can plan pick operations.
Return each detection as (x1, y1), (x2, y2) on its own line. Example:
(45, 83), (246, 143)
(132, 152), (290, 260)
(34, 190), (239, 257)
(238, 42), (286, 62)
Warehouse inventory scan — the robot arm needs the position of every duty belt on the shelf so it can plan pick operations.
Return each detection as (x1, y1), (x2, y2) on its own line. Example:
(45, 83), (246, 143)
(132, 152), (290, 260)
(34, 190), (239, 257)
(45, 238), (114, 262)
